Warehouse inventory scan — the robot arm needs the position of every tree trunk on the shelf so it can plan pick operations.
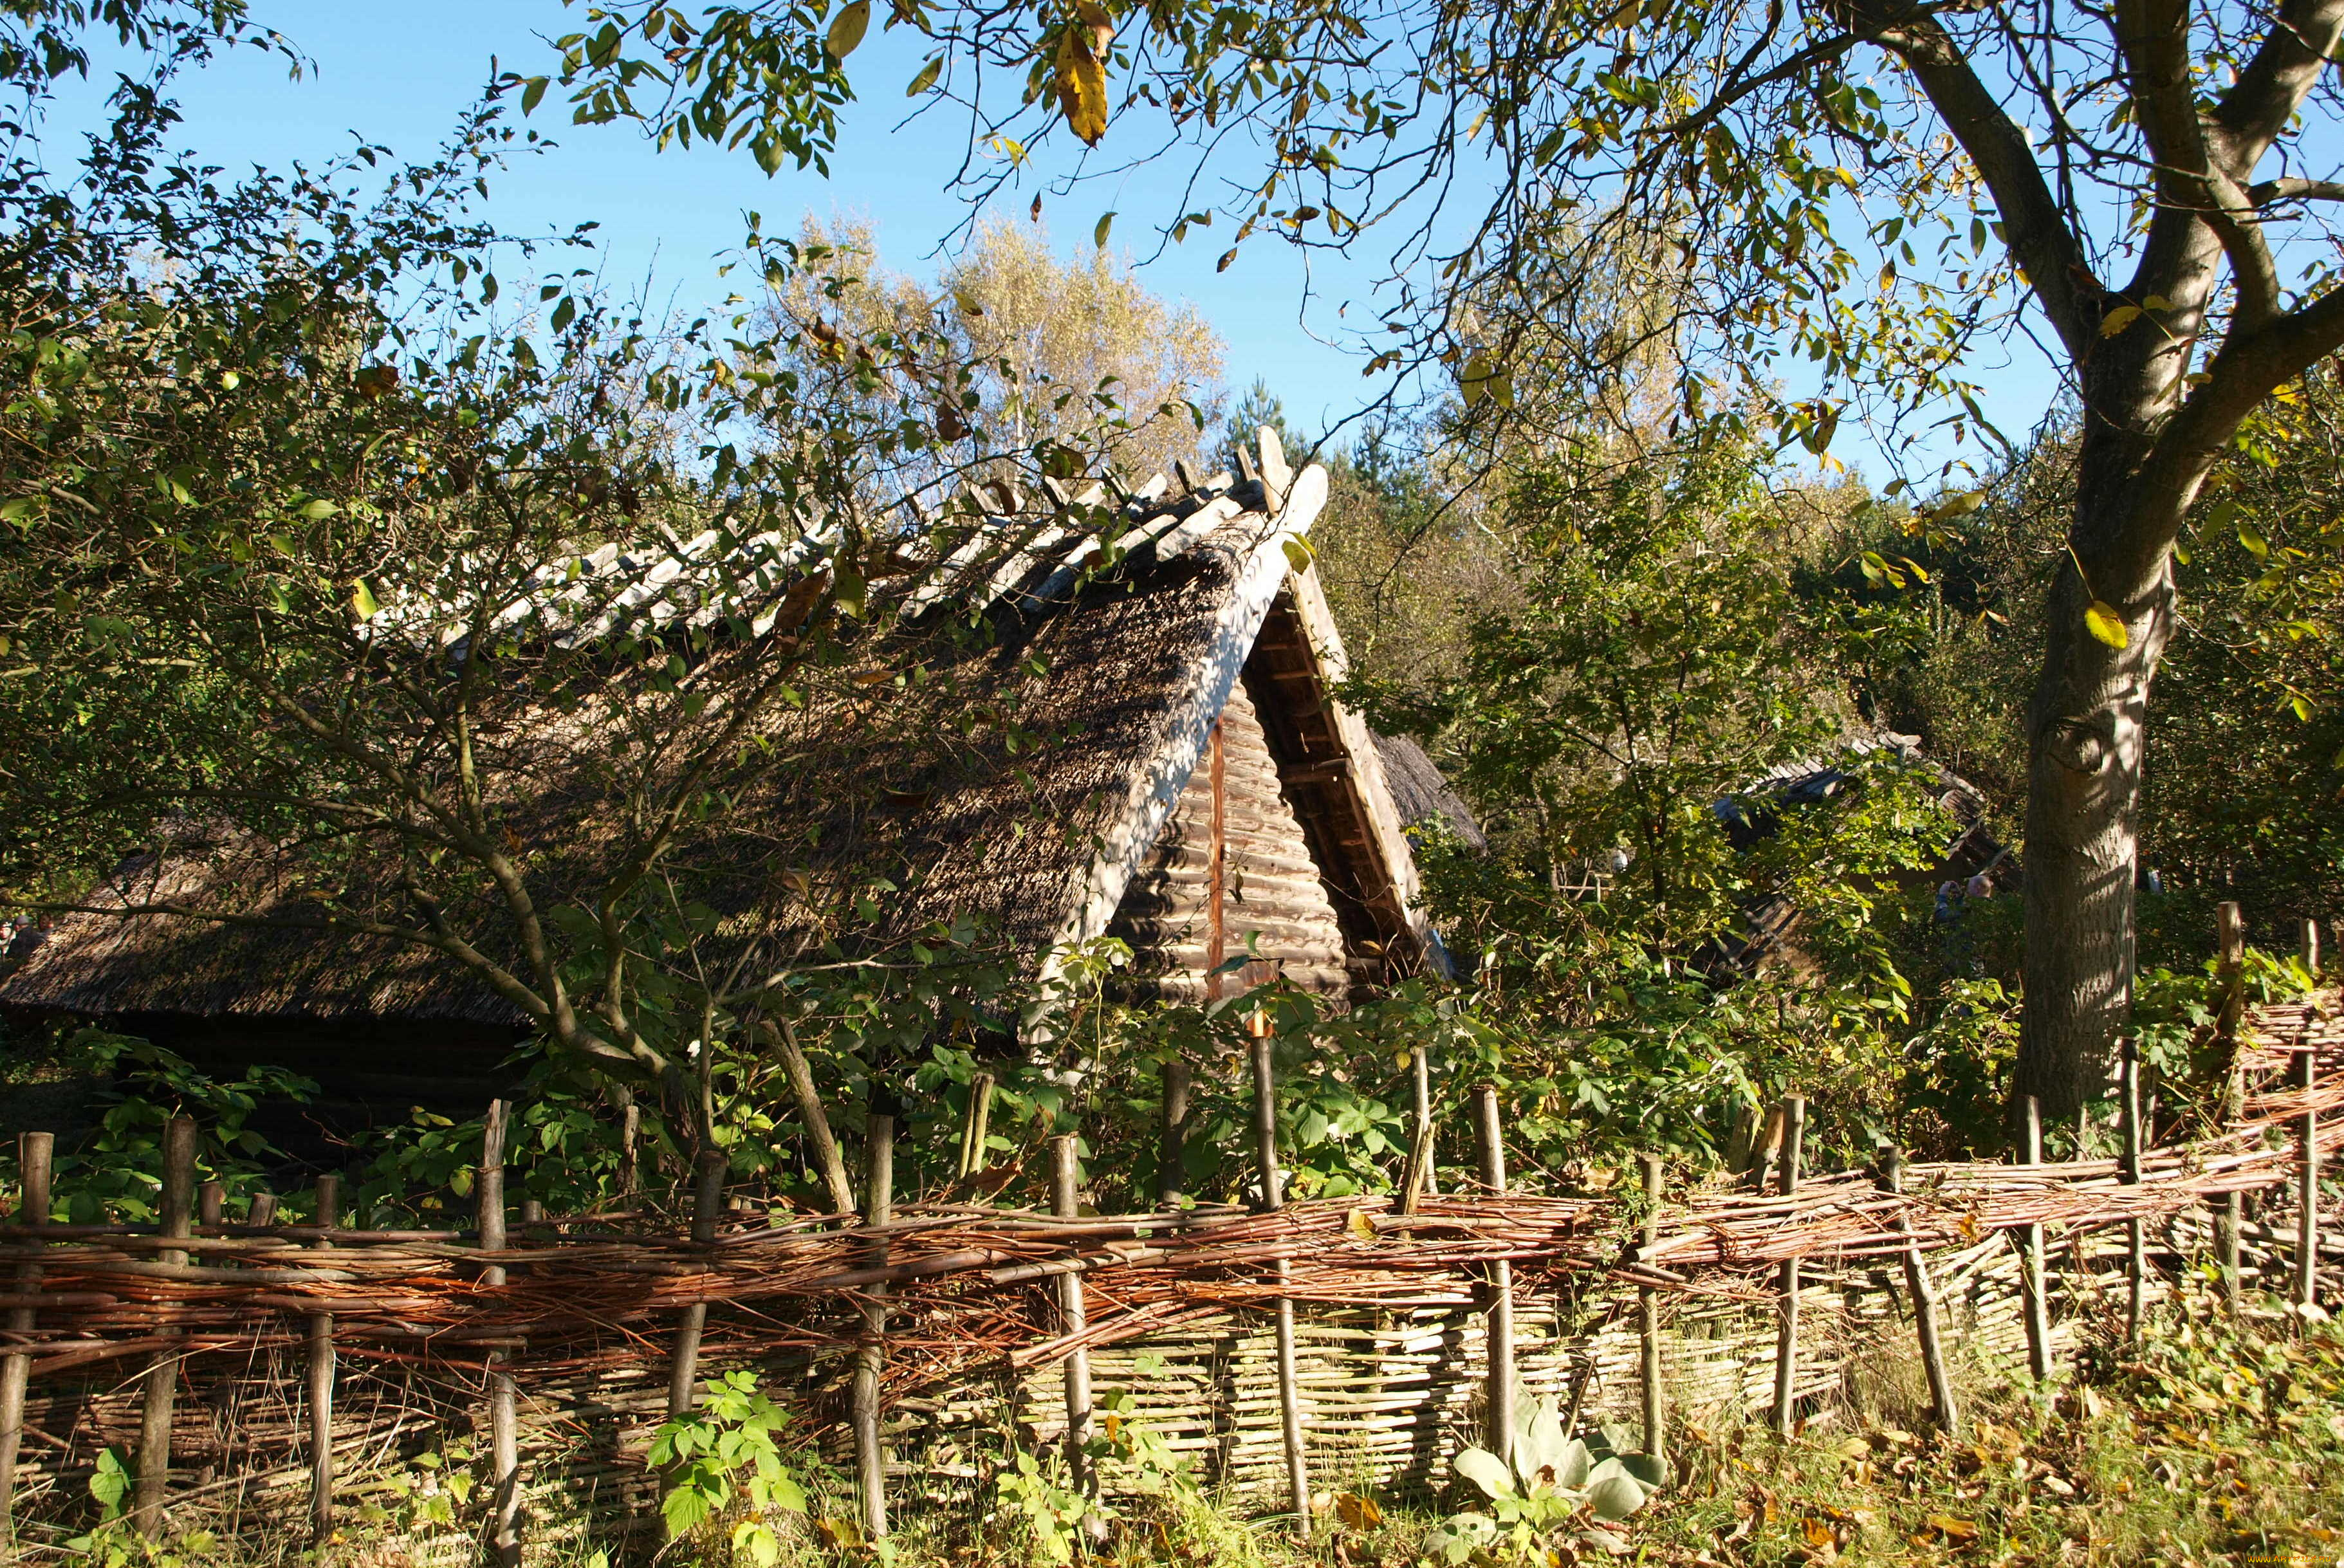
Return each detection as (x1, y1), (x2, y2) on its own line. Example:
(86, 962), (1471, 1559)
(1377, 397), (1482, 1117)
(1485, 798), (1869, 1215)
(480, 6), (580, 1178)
(2012, 454), (2177, 1125)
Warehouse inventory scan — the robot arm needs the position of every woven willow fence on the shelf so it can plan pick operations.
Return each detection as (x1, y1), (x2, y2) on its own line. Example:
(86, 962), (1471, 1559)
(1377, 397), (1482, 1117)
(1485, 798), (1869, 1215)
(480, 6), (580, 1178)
(0, 993), (2335, 1558)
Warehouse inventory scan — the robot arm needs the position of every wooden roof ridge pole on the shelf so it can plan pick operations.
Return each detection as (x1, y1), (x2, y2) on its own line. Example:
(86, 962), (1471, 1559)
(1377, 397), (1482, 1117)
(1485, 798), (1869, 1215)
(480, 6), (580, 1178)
(1033, 464), (1330, 1011)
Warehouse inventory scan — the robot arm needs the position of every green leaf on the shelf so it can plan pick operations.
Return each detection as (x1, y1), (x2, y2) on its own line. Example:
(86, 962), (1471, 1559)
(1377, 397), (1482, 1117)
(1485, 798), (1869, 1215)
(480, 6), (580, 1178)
(2238, 522), (2269, 557)
(1453, 1446), (1516, 1500)
(1585, 1460), (1650, 1520)
(1094, 210), (1116, 247)
(826, 0), (871, 59)
(350, 580), (381, 621)
(1281, 535), (1315, 572)
(300, 498), (339, 519)
(2099, 304), (2142, 337)
(520, 76), (548, 115)
(907, 56), (943, 95)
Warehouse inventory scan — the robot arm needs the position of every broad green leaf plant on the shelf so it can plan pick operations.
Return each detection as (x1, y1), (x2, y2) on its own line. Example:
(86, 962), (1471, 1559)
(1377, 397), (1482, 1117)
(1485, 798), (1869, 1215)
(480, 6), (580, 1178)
(647, 1372), (810, 1566)
(1428, 1398), (1665, 1563)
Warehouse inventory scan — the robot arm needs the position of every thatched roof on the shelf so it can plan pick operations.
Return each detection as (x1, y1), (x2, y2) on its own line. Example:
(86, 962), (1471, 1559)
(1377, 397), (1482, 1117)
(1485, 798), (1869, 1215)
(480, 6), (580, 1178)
(1, 432), (1453, 1029)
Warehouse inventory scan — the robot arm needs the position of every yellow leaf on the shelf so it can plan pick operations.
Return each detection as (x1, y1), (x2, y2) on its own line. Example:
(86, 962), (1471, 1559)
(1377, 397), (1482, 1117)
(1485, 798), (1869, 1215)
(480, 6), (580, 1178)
(825, 0), (870, 59)
(1345, 1208), (1377, 1241)
(350, 579), (380, 621)
(1054, 26), (1109, 145)
(1924, 1513), (1980, 1544)
(1334, 1492), (1383, 1529)
(2085, 600), (2128, 649)
(2099, 304), (2142, 337)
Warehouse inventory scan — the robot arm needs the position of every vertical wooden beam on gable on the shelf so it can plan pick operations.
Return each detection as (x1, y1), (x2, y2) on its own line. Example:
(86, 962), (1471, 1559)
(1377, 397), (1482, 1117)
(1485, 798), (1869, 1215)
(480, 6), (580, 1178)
(1206, 720), (1226, 1001)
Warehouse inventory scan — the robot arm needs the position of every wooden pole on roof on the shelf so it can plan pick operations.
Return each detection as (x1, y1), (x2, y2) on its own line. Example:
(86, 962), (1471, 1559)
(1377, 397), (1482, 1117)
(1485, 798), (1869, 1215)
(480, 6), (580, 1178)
(0, 1132), (53, 1544)
(2119, 1038), (2147, 1342)
(132, 1116), (195, 1536)
(479, 1102), (521, 1568)
(1769, 1095), (1806, 1435)
(1051, 1136), (1094, 1491)
(667, 1151), (728, 1420)
(1472, 1085), (1515, 1462)
(2017, 1096), (2053, 1381)
(853, 1114), (894, 1542)
(1249, 1007), (1311, 1536)
(306, 1172), (340, 1543)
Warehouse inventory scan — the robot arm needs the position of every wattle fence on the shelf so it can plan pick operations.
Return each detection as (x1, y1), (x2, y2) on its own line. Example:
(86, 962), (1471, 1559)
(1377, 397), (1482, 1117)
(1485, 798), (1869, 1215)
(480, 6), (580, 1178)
(0, 988), (2334, 1559)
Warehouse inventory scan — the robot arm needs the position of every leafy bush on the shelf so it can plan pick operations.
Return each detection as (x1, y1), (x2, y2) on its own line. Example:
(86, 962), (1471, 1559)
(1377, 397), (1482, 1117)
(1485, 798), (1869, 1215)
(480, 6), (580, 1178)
(647, 1371), (810, 1566)
(1428, 1397), (1665, 1562)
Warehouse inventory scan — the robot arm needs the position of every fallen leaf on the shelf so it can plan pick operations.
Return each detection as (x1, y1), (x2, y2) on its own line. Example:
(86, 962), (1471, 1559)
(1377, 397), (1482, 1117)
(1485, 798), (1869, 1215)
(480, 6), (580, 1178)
(1923, 1513), (1979, 1544)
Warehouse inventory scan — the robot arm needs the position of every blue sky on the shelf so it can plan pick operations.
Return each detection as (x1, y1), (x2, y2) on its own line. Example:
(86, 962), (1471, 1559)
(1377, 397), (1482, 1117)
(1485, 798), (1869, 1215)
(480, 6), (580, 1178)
(46, 2), (2064, 486)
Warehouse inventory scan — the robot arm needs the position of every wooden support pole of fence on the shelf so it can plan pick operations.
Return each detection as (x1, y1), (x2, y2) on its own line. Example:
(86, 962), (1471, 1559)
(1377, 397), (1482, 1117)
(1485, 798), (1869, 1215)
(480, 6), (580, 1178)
(2018, 1097), (2053, 1381)
(1473, 1085), (1515, 1461)
(1250, 1008), (1311, 1536)
(959, 1073), (997, 1183)
(305, 1172), (340, 1544)
(620, 1097), (642, 1195)
(1883, 1148), (1961, 1438)
(2119, 1038), (2146, 1342)
(2215, 902), (2247, 1313)
(197, 1181), (224, 1232)
(2298, 1046), (2321, 1314)
(853, 1114), (894, 1543)
(666, 1150), (728, 1421)
(1051, 1135), (1094, 1490)
(248, 1189), (277, 1228)
(2302, 918), (2322, 977)
(479, 1102), (521, 1568)
(131, 1115), (195, 1536)
(1770, 1096), (1807, 1436)
(1400, 1047), (1435, 1215)
(1638, 1152), (1666, 1466)
(1157, 1061), (1192, 1204)
(0, 1132), (54, 1545)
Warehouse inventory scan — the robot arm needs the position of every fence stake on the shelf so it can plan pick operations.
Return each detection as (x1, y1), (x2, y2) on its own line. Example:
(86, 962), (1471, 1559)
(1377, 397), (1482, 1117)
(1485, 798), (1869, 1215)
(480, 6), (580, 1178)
(248, 1189), (277, 1228)
(1250, 1009), (1311, 1536)
(305, 1172), (340, 1543)
(1638, 1152), (1665, 1466)
(959, 1073), (997, 1183)
(1473, 1085), (1515, 1461)
(620, 1098), (642, 1195)
(666, 1151), (729, 1421)
(2298, 1046), (2321, 1314)
(2018, 1096), (2052, 1381)
(2119, 1038), (2146, 1341)
(1770, 1096), (1806, 1435)
(132, 1116), (196, 1536)
(0, 1132), (54, 1544)
(1400, 1047), (1435, 1214)
(1051, 1135), (1094, 1490)
(2302, 918), (2322, 977)
(479, 1102), (521, 1568)
(1156, 1062), (1191, 1204)
(853, 1114), (894, 1542)
(1883, 1148), (1961, 1437)
(197, 1181), (223, 1233)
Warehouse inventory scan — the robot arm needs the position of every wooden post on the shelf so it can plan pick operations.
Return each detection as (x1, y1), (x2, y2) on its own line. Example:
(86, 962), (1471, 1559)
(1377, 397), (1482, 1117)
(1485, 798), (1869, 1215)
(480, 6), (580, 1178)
(1638, 1152), (1665, 1465)
(620, 1097), (642, 1195)
(248, 1189), (277, 1228)
(2119, 1038), (2146, 1341)
(1883, 1148), (1961, 1438)
(305, 1172), (340, 1543)
(958, 1073), (997, 1182)
(2215, 901), (2247, 1313)
(1156, 1061), (1191, 1204)
(479, 1102), (520, 1568)
(133, 1116), (196, 1535)
(2018, 1096), (2053, 1381)
(0, 1132), (54, 1543)
(1051, 1136), (1094, 1489)
(2298, 1046), (2321, 1314)
(197, 1181), (224, 1232)
(1473, 1085), (1515, 1461)
(1399, 1046), (1435, 1214)
(666, 1151), (728, 1419)
(853, 1114), (894, 1542)
(2301, 918), (2321, 977)
(1249, 1009), (1311, 1536)
(1770, 1096), (1806, 1435)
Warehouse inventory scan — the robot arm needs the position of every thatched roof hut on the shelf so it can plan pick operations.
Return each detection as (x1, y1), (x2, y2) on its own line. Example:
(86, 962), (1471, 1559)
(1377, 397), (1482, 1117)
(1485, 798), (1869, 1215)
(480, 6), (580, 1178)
(1, 432), (1469, 1104)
